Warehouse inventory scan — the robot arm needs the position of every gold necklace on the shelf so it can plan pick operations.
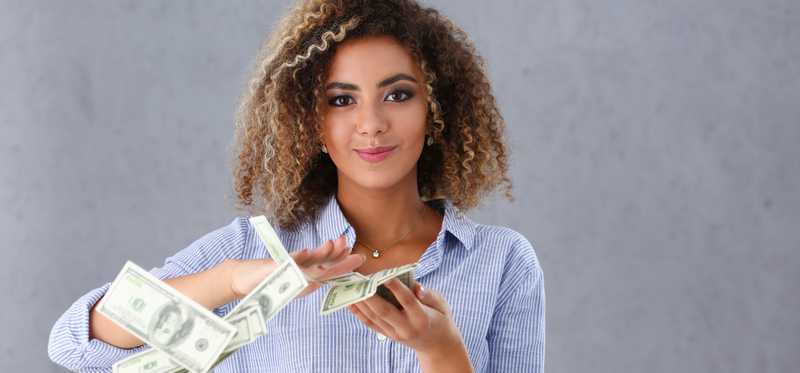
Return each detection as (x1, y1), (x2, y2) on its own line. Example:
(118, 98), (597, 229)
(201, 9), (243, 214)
(355, 205), (424, 259)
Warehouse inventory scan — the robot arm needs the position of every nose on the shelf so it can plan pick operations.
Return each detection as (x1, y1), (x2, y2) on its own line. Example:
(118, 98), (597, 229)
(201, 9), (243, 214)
(355, 102), (388, 138)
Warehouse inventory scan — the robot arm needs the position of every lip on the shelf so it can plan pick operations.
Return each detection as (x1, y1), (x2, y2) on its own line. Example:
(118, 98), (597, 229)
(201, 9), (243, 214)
(354, 146), (397, 162)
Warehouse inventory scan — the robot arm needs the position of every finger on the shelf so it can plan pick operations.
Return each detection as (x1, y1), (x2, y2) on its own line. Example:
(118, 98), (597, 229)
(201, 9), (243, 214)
(306, 239), (335, 263)
(348, 304), (390, 336)
(417, 286), (450, 315)
(326, 237), (349, 262)
(304, 236), (352, 273)
(353, 301), (397, 338)
(362, 294), (410, 336)
(318, 254), (365, 279)
(384, 278), (427, 324)
(289, 248), (311, 266)
(329, 235), (348, 258)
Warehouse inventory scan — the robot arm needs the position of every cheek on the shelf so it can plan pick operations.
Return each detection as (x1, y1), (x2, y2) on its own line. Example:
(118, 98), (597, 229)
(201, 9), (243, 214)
(321, 118), (350, 146)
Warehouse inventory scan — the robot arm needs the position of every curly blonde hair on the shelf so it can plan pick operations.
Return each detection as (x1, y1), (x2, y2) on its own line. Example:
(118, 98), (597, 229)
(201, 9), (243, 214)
(229, 0), (515, 232)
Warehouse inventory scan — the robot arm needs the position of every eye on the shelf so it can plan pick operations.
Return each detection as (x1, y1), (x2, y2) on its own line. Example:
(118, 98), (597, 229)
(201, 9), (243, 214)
(386, 89), (413, 102)
(328, 95), (354, 107)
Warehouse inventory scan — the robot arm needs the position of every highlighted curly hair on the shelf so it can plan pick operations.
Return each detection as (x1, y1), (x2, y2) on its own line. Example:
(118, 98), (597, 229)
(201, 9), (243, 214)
(229, 0), (515, 231)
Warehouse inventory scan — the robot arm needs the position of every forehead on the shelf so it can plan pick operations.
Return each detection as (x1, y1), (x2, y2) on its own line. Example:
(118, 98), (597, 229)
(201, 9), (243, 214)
(325, 35), (420, 82)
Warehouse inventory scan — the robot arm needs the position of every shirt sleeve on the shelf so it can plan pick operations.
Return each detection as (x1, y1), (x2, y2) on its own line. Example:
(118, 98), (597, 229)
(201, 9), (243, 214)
(47, 217), (247, 372)
(486, 232), (546, 373)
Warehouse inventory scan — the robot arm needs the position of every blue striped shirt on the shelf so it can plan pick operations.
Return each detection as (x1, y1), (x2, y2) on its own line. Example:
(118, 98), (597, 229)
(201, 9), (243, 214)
(48, 194), (545, 372)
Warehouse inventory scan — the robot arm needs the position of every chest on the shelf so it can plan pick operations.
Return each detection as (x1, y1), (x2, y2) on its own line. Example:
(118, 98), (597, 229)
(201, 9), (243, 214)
(351, 241), (431, 275)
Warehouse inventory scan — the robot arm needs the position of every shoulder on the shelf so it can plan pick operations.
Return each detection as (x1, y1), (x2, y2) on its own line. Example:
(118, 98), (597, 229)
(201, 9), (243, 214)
(203, 216), (251, 244)
(473, 223), (543, 278)
(151, 216), (250, 277)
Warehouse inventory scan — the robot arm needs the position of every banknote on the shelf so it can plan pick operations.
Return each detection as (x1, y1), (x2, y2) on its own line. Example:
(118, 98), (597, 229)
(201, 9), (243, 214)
(320, 263), (418, 315)
(226, 260), (308, 326)
(222, 304), (267, 352)
(97, 261), (237, 373)
(374, 269), (417, 309)
(165, 262), (306, 373)
(321, 271), (370, 286)
(112, 348), (183, 373)
(116, 216), (308, 372)
(116, 303), (267, 373)
(167, 304), (269, 373)
(320, 279), (374, 315)
(248, 216), (293, 265)
(370, 263), (416, 286)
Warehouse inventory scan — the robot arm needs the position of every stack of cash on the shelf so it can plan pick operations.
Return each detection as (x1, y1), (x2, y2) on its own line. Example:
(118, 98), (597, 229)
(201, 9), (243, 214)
(320, 263), (418, 315)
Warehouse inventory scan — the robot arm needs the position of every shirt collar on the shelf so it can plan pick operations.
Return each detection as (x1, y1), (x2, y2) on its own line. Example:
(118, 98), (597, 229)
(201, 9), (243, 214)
(315, 193), (476, 251)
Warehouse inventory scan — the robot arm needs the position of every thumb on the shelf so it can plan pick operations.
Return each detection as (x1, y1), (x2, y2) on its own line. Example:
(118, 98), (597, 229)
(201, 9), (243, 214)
(415, 283), (449, 314)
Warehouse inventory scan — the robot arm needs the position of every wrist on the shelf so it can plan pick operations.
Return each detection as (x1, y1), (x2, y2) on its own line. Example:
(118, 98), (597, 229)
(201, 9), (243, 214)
(416, 334), (468, 364)
(417, 338), (473, 373)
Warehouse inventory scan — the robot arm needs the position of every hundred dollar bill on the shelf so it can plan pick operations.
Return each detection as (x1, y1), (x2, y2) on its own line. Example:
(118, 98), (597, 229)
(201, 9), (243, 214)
(248, 216), (293, 265)
(374, 269), (417, 308)
(168, 304), (269, 373)
(321, 271), (370, 286)
(115, 304), (265, 373)
(180, 262), (308, 372)
(119, 282), (277, 373)
(370, 263), (417, 286)
(117, 217), (307, 373)
(320, 263), (417, 315)
(227, 261), (308, 321)
(223, 304), (266, 352)
(98, 261), (237, 373)
(113, 348), (183, 373)
(320, 279), (374, 315)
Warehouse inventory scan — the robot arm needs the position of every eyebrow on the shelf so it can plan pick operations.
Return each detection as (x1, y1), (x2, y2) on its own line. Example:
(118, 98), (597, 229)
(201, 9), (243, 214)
(325, 73), (418, 91)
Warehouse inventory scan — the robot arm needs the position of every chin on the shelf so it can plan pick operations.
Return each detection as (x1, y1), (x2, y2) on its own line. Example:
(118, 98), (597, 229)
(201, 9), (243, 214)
(353, 173), (404, 190)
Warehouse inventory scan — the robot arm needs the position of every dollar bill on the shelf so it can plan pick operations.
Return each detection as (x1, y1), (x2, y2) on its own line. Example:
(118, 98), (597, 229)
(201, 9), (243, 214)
(98, 261), (237, 373)
(116, 216), (309, 372)
(248, 216), (293, 265)
(119, 261), (304, 373)
(320, 263), (417, 315)
(117, 276), (283, 373)
(222, 304), (266, 353)
(321, 271), (370, 286)
(320, 279), (374, 315)
(168, 304), (269, 373)
(227, 261), (308, 321)
(112, 348), (183, 373)
(374, 269), (417, 308)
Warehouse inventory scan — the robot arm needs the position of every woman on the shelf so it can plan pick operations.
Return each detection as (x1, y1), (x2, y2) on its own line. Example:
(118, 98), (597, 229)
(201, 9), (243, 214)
(48, 0), (545, 372)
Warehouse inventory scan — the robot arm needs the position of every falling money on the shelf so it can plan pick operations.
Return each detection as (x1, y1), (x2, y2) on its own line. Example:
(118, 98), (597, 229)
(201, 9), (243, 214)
(107, 215), (308, 373)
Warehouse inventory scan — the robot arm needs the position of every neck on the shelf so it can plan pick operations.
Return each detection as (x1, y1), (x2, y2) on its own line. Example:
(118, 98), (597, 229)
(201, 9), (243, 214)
(335, 171), (430, 247)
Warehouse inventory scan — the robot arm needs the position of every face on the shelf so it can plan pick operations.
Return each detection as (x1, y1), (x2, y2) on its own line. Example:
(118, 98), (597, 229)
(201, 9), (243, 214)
(153, 308), (182, 345)
(319, 35), (429, 192)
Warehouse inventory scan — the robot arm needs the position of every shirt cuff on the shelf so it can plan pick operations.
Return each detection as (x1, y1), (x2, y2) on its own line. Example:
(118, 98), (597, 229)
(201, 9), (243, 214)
(49, 282), (148, 370)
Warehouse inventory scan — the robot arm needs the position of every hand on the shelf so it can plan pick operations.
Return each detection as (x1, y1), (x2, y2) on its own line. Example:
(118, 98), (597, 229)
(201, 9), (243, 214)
(229, 235), (365, 299)
(347, 278), (465, 357)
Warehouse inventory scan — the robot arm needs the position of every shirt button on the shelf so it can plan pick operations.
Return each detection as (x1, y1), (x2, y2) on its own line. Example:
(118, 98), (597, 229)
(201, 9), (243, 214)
(376, 333), (387, 341)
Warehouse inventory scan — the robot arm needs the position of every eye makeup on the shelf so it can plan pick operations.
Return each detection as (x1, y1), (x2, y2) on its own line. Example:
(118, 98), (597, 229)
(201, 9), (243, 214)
(327, 87), (416, 107)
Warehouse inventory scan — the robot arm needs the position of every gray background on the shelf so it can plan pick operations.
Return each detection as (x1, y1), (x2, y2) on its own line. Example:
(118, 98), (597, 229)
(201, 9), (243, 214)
(1, 0), (798, 372)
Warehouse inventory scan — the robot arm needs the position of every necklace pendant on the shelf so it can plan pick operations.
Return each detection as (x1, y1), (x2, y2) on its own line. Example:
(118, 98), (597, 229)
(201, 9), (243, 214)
(371, 249), (381, 258)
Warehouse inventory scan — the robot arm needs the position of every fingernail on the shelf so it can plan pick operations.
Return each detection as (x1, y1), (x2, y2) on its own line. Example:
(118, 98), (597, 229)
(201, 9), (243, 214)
(359, 254), (366, 262)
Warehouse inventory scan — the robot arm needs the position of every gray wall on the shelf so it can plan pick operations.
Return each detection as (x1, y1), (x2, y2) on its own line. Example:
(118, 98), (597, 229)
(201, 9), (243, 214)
(2, 1), (798, 372)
